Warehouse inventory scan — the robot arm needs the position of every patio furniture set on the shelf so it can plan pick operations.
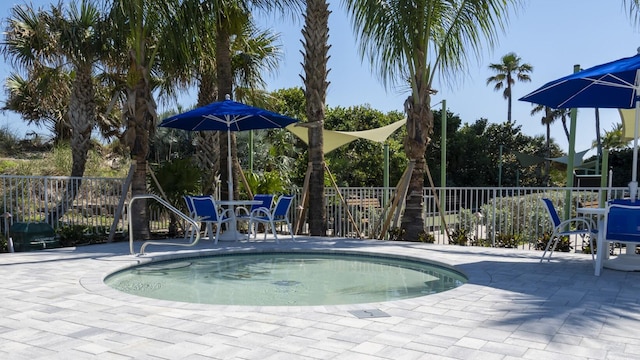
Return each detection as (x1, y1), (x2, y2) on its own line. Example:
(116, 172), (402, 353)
(540, 197), (640, 276)
(183, 193), (295, 244)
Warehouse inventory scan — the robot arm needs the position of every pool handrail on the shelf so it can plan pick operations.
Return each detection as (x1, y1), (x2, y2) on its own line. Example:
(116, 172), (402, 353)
(128, 194), (201, 255)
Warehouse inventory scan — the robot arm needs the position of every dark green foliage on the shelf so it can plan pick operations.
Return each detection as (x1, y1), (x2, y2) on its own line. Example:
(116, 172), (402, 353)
(449, 228), (471, 246)
(493, 232), (521, 248)
(388, 227), (405, 241)
(148, 158), (201, 236)
(56, 224), (107, 247)
(418, 230), (435, 243)
(536, 232), (573, 253)
(324, 105), (407, 187)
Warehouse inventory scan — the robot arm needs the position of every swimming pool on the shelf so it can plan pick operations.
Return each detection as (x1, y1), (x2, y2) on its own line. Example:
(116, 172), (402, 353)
(105, 251), (467, 306)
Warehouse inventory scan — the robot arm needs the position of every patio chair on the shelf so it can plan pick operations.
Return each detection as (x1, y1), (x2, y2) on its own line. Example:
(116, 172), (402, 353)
(235, 194), (274, 238)
(595, 201), (640, 275)
(540, 198), (597, 263)
(247, 195), (295, 243)
(183, 195), (200, 239)
(186, 195), (233, 244)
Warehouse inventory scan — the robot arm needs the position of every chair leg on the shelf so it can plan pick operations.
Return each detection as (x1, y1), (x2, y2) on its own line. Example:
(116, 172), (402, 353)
(548, 237), (560, 260)
(269, 220), (279, 243)
(213, 222), (220, 244)
(287, 220), (294, 241)
(540, 233), (556, 262)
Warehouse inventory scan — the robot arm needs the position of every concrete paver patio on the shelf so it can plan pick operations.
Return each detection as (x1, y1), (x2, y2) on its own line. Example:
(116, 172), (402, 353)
(1, 237), (640, 359)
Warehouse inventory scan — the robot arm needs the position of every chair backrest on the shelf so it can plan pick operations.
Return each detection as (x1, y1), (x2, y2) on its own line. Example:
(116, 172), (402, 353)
(541, 198), (561, 227)
(606, 203), (640, 242)
(252, 194), (274, 211)
(272, 195), (294, 219)
(190, 196), (219, 221)
(183, 195), (195, 216)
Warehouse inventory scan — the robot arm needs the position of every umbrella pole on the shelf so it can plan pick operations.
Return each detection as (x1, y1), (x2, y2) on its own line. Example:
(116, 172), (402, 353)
(227, 130), (234, 202)
(631, 97), (639, 201)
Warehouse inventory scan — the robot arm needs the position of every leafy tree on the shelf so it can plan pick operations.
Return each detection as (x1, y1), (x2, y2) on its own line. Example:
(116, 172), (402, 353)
(343, 0), (522, 240)
(324, 105), (406, 187)
(487, 52), (533, 123)
(530, 105), (555, 185)
(425, 108), (463, 187)
(443, 118), (556, 187)
(148, 158), (201, 236)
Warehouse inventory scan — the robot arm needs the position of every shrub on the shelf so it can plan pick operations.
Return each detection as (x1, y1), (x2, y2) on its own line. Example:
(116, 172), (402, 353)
(536, 232), (573, 253)
(449, 227), (471, 246)
(388, 227), (404, 241)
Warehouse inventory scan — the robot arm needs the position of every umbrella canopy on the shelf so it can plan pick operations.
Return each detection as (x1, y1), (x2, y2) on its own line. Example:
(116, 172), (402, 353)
(520, 51), (640, 198)
(519, 53), (640, 109)
(159, 98), (299, 201)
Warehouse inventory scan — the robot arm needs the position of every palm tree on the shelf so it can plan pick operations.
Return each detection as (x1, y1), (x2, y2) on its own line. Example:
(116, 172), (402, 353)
(166, 3), (284, 196)
(301, 0), (329, 236)
(598, 122), (630, 150)
(207, 0), (301, 202)
(531, 105), (554, 185)
(343, 0), (522, 240)
(487, 52), (533, 123)
(3, 68), (72, 141)
(3, 0), (109, 224)
(107, 0), (188, 239)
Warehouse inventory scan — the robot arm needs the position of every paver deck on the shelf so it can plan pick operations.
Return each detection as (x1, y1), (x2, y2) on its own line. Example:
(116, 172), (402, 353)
(1, 237), (639, 359)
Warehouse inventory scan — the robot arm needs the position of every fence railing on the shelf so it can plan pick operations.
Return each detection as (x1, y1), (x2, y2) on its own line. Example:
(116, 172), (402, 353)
(0, 174), (626, 253)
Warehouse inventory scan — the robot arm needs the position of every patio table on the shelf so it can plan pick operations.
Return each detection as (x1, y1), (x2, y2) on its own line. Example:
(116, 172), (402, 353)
(217, 200), (261, 241)
(578, 206), (640, 275)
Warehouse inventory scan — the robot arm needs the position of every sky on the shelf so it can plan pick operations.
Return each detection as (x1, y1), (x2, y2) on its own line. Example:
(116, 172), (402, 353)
(1, 0), (639, 157)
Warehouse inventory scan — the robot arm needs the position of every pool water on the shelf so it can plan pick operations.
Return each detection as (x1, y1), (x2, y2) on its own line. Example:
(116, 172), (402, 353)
(105, 252), (467, 306)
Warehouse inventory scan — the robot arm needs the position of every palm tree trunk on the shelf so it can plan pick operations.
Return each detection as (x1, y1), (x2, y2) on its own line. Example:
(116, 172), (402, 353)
(302, 0), (329, 236)
(47, 65), (95, 225)
(401, 95), (431, 239)
(127, 76), (155, 240)
(216, 22), (238, 201)
(507, 84), (512, 123)
(196, 74), (220, 196)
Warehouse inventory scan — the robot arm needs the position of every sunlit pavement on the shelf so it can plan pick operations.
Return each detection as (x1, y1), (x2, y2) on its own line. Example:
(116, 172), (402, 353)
(1, 236), (639, 359)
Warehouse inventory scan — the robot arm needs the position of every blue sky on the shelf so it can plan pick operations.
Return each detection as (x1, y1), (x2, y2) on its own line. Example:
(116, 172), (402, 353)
(255, 0), (640, 157)
(1, 0), (639, 157)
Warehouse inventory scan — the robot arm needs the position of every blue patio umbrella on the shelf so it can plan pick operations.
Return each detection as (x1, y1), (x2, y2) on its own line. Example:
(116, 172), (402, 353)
(520, 50), (640, 198)
(159, 96), (299, 201)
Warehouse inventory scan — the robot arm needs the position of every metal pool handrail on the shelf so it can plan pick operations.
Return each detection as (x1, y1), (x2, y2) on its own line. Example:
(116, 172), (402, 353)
(128, 194), (201, 255)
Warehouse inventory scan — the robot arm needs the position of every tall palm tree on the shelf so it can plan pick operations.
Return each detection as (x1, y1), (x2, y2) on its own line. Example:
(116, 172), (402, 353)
(302, 0), (329, 236)
(107, 0), (188, 239)
(207, 0), (300, 202)
(343, 0), (522, 240)
(487, 52), (533, 123)
(168, 1), (286, 197)
(3, 68), (72, 141)
(599, 122), (630, 150)
(530, 104), (571, 142)
(3, 0), (109, 224)
(531, 105), (554, 185)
